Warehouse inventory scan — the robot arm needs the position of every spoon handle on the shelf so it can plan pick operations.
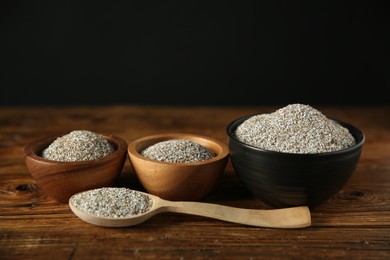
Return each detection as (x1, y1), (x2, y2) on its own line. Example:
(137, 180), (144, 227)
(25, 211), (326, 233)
(159, 200), (311, 228)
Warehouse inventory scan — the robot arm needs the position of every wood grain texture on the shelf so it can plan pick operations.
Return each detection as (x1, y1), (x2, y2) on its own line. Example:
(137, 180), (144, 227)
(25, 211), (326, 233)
(1, 105), (390, 259)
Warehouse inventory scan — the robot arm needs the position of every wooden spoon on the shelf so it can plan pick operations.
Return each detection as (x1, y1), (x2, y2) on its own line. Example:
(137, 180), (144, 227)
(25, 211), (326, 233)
(69, 190), (311, 228)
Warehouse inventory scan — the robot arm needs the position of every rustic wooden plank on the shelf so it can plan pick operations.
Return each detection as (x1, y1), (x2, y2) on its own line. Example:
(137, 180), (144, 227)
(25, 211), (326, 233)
(1, 105), (389, 259)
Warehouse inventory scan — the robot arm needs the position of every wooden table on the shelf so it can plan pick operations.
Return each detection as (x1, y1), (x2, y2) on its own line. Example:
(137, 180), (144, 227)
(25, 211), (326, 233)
(1, 105), (389, 259)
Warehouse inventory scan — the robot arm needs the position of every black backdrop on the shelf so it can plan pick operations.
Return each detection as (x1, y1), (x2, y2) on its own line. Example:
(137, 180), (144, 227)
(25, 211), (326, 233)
(1, 1), (389, 106)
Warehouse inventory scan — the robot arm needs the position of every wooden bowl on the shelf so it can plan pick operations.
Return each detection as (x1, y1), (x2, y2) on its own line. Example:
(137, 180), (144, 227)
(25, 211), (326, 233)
(24, 132), (128, 203)
(127, 133), (229, 201)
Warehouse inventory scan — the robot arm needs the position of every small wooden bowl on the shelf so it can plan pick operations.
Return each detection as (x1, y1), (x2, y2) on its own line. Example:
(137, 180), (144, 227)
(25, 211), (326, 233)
(24, 132), (128, 203)
(127, 133), (229, 201)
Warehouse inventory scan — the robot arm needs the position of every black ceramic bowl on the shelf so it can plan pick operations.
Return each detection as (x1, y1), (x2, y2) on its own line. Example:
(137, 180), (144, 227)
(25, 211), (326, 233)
(227, 115), (365, 208)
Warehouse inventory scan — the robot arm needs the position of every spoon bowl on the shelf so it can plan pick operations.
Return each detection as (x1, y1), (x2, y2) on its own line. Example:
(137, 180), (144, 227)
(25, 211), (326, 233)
(69, 188), (311, 228)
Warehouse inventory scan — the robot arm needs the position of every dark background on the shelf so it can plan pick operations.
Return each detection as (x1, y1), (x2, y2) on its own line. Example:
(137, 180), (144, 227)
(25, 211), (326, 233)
(0, 1), (389, 106)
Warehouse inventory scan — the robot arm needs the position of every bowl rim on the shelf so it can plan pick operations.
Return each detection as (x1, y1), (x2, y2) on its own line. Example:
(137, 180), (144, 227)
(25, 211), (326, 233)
(24, 131), (128, 165)
(127, 132), (229, 165)
(226, 114), (365, 157)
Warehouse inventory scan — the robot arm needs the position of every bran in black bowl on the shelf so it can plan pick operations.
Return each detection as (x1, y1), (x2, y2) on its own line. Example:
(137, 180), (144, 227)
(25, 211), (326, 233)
(226, 104), (365, 208)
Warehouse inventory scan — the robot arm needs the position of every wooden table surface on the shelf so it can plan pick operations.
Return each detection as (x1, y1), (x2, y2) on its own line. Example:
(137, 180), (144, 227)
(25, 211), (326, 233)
(1, 105), (389, 259)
